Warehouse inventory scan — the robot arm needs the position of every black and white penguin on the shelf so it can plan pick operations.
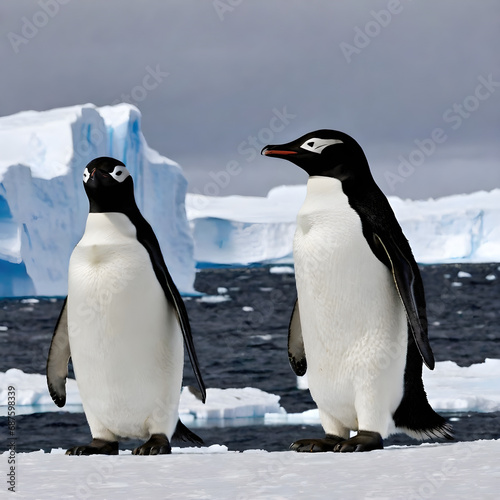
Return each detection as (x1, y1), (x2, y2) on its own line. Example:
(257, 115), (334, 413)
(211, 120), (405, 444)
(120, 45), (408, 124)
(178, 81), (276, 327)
(46, 157), (206, 455)
(262, 131), (452, 452)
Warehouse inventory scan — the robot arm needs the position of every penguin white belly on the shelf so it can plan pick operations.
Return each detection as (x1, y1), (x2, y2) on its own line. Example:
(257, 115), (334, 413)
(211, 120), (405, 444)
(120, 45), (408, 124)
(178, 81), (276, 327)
(67, 213), (183, 440)
(293, 177), (407, 436)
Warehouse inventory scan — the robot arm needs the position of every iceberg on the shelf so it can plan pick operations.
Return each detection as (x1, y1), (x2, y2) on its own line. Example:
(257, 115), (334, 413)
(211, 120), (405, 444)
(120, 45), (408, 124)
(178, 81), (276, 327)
(0, 103), (195, 297)
(186, 187), (500, 266)
(186, 186), (304, 266)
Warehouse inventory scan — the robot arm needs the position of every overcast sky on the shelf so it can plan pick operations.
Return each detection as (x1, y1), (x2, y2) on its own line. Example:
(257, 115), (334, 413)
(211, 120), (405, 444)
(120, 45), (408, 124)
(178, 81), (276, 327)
(1, 0), (499, 199)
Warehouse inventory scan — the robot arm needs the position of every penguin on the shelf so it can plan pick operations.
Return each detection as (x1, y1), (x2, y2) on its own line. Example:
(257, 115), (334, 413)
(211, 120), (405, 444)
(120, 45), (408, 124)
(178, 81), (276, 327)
(261, 131), (452, 452)
(46, 157), (206, 455)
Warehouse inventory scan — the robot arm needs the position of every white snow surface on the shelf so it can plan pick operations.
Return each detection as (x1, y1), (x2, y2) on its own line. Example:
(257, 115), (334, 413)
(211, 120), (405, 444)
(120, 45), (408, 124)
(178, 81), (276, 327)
(0, 103), (195, 296)
(2, 359), (500, 419)
(4, 361), (500, 498)
(186, 187), (500, 266)
(4, 441), (500, 499)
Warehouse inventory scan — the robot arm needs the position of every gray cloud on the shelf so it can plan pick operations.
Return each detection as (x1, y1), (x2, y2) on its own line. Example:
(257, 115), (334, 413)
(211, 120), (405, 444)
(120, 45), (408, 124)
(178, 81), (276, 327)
(1, 0), (499, 198)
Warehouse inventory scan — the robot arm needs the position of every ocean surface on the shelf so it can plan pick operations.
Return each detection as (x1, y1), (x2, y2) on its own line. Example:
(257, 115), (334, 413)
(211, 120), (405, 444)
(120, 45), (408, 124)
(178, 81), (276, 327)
(1, 263), (499, 452)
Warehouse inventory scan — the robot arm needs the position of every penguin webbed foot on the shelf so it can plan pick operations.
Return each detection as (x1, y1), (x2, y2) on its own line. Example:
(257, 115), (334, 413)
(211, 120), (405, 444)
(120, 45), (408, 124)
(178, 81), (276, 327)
(66, 438), (119, 456)
(132, 433), (172, 456)
(333, 430), (384, 453)
(290, 434), (345, 452)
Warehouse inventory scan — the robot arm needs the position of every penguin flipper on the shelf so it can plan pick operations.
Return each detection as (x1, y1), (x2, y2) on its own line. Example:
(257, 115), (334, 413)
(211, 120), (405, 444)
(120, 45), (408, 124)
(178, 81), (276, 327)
(373, 233), (435, 370)
(288, 299), (307, 376)
(46, 297), (70, 407)
(135, 221), (207, 404)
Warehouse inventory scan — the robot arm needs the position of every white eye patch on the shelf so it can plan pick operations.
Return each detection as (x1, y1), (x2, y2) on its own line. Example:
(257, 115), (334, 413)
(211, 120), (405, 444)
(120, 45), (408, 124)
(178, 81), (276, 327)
(109, 165), (131, 183)
(83, 168), (91, 183)
(300, 138), (343, 154)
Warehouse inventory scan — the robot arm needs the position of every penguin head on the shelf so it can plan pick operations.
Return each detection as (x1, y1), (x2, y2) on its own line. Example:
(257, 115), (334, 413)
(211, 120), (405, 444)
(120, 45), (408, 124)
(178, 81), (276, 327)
(83, 157), (136, 214)
(261, 130), (371, 183)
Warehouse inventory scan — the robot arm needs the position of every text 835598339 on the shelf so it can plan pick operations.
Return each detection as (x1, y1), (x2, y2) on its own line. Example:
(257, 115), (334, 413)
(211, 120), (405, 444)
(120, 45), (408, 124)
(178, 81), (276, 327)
(7, 386), (16, 493)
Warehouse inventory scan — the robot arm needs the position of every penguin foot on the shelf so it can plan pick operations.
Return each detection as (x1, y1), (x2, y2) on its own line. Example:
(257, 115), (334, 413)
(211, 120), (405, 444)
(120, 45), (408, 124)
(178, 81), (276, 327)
(290, 434), (345, 452)
(333, 431), (384, 453)
(132, 433), (172, 455)
(66, 438), (119, 456)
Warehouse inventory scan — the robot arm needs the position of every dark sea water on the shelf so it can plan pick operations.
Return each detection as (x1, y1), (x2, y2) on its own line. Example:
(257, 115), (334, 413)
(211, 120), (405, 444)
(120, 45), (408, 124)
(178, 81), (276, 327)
(1, 263), (499, 452)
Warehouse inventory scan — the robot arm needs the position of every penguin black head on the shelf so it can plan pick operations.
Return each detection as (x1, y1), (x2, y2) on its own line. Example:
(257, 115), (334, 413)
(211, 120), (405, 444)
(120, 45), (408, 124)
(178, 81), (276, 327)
(83, 157), (137, 214)
(261, 130), (372, 183)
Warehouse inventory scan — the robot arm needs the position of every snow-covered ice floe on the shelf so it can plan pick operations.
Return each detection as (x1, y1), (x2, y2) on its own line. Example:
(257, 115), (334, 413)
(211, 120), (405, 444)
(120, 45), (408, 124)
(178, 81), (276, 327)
(0, 368), (283, 420)
(0, 103), (195, 296)
(186, 187), (500, 266)
(4, 440), (500, 499)
(179, 386), (282, 423)
(2, 359), (500, 421)
(285, 358), (500, 424)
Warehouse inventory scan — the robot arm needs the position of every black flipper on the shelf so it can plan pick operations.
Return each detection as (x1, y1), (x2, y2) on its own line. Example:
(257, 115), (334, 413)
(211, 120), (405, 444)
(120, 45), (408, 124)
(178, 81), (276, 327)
(46, 297), (71, 408)
(344, 184), (435, 370)
(187, 385), (204, 401)
(373, 233), (434, 370)
(172, 419), (204, 445)
(288, 299), (307, 376)
(343, 184), (451, 439)
(132, 215), (206, 403)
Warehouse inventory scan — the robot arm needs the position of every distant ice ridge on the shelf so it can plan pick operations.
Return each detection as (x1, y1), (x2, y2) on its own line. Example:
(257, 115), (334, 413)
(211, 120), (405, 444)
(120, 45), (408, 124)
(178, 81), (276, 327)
(0, 103), (195, 296)
(186, 186), (304, 266)
(2, 359), (500, 419)
(186, 187), (500, 266)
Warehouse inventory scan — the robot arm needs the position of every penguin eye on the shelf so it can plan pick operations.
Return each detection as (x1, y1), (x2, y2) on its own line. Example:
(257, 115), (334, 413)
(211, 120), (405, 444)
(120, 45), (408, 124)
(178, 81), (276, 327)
(109, 165), (131, 183)
(300, 138), (343, 154)
(83, 169), (90, 183)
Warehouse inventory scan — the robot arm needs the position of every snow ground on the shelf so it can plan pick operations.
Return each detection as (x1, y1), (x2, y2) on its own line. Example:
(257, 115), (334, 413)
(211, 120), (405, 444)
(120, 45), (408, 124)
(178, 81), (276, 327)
(4, 440), (499, 499)
(3, 360), (500, 498)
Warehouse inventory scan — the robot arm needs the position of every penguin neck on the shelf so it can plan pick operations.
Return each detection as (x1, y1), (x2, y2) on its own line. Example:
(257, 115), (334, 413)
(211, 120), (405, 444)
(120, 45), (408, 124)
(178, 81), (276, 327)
(89, 198), (140, 217)
(300, 177), (346, 216)
(83, 212), (138, 244)
(306, 176), (344, 196)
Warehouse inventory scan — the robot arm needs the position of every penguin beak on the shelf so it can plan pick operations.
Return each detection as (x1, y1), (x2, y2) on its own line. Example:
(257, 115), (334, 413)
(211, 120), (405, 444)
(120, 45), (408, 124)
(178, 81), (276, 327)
(261, 145), (298, 158)
(92, 168), (111, 180)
